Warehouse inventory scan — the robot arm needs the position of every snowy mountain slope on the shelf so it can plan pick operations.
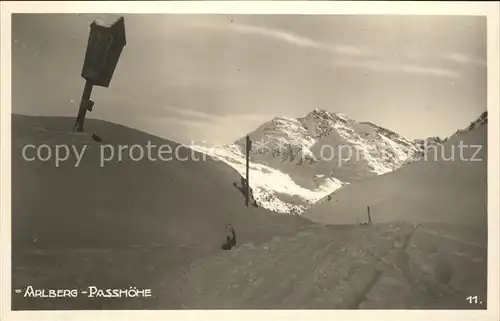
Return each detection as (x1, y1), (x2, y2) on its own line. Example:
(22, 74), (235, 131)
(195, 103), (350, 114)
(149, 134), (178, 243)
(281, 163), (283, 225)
(303, 111), (487, 226)
(452, 111), (488, 137)
(11, 114), (312, 310)
(191, 143), (343, 214)
(192, 109), (425, 214)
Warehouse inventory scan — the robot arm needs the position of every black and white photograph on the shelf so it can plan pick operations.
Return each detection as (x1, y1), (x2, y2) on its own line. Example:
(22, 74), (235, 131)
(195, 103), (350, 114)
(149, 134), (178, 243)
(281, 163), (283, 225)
(1, 1), (499, 320)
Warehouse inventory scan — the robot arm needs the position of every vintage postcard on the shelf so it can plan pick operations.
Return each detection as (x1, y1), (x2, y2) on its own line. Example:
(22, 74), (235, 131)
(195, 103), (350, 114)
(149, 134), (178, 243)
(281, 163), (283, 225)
(1, 1), (499, 321)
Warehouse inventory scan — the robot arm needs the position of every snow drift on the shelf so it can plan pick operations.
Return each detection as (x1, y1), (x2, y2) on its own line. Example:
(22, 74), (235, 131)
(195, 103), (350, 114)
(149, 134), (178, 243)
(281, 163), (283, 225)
(11, 114), (311, 310)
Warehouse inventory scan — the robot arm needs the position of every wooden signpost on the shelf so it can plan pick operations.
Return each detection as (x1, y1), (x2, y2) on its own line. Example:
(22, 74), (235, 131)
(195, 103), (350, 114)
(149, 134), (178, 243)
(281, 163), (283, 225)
(73, 17), (127, 132)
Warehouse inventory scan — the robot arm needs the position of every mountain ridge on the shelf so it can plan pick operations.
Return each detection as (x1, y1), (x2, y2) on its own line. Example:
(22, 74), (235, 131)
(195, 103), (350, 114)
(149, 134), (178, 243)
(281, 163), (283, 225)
(193, 109), (487, 214)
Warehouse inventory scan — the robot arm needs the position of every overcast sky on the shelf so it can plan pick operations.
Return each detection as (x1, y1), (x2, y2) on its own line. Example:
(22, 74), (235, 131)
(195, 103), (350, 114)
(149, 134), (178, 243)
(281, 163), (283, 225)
(12, 14), (486, 145)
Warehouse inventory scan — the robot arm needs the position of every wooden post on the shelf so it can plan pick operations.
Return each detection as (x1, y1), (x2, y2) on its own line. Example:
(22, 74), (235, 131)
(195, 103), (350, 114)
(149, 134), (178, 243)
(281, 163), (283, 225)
(245, 135), (251, 207)
(367, 206), (372, 225)
(73, 80), (95, 132)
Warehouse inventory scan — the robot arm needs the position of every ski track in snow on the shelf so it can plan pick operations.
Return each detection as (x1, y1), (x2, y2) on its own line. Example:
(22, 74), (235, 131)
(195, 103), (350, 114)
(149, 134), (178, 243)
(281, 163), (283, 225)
(163, 223), (486, 309)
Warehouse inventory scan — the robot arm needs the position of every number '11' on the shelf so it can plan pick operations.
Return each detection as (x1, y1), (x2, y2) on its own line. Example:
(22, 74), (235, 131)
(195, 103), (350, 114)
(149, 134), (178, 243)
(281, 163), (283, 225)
(466, 296), (479, 304)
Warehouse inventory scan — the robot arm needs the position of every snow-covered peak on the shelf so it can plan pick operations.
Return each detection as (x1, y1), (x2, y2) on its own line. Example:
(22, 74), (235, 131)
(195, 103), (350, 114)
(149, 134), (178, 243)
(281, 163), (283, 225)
(190, 109), (488, 215)
(302, 108), (349, 122)
(298, 109), (351, 138)
(191, 109), (429, 214)
(294, 110), (421, 175)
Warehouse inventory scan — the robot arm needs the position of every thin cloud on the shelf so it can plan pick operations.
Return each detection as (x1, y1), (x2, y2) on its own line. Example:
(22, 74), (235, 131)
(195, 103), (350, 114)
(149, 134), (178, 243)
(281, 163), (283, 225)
(168, 107), (274, 125)
(166, 107), (220, 122)
(186, 20), (374, 57)
(334, 45), (374, 57)
(161, 108), (275, 145)
(334, 60), (461, 78)
(443, 53), (486, 66)
(225, 23), (484, 67)
(228, 23), (325, 50)
(405, 51), (486, 67)
(118, 106), (275, 145)
(166, 74), (248, 88)
(208, 22), (481, 77)
(227, 23), (374, 57)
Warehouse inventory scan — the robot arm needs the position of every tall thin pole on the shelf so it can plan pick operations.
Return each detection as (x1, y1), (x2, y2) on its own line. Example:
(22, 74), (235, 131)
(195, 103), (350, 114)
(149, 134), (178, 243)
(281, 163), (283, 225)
(73, 80), (94, 132)
(245, 135), (251, 207)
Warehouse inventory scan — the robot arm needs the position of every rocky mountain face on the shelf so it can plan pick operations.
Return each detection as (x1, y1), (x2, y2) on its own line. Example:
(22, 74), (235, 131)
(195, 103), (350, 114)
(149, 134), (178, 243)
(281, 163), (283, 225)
(193, 109), (446, 214)
(193, 110), (487, 214)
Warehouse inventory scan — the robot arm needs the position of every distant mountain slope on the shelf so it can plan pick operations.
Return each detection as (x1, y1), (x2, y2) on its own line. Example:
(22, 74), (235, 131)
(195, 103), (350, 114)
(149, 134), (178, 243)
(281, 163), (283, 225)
(303, 111), (487, 227)
(193, 109), (425, 214)
(11, 114), (311, 310)
(240, 109), (422, 182)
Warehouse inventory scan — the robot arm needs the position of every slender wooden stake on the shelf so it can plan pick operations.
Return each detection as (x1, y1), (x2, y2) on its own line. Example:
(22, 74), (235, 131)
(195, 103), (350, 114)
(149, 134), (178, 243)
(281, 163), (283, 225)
(245, 135), (251, 207)
(367, 206), (372, 225)
(73, 80), (94, 132)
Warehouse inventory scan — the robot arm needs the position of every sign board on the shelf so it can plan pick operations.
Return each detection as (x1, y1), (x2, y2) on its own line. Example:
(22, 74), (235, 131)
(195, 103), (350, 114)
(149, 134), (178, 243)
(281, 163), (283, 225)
(81, 17), (126, 87)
